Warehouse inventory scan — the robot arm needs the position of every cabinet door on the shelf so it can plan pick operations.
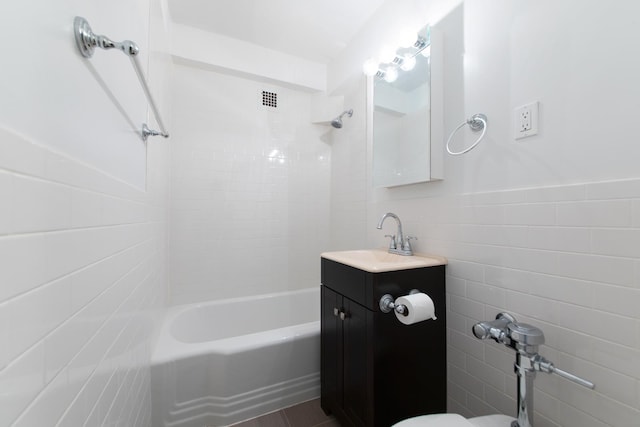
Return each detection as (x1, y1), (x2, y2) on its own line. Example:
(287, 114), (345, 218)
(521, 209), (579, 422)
(342, 297), (369, 427)
(321, 286), (342, 415)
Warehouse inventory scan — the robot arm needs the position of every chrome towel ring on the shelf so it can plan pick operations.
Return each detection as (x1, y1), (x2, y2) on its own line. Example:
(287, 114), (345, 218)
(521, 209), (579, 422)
(445, 113), (488, 156)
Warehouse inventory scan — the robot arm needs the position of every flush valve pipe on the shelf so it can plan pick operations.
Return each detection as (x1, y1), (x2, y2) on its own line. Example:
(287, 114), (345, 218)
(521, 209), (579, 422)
(472, 312), (595, 427)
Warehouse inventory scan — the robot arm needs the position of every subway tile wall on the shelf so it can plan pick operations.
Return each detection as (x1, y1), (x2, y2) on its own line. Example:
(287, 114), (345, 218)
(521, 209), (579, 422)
(369, 179), (640, 426)
(0, 127), (169, 426)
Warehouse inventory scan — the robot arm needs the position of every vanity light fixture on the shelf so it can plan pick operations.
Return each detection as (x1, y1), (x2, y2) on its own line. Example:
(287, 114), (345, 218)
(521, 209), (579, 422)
(397, 28), (419, 48)
(379, 44), (398, 63)
(363, 28), (430, 80)
(362, 58), (379, 76)
(383, 66), (399, 83)
(399, 54), (416, 71)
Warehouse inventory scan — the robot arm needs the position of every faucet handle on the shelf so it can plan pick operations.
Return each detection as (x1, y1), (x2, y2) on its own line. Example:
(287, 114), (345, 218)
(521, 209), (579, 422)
(384, 234), (397, 249)
(403, 236), (417, 251)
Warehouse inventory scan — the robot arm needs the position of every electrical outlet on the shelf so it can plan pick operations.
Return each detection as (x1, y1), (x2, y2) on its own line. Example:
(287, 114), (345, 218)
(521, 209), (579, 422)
(519, 107), (532, 132)
(514, 101), (539, 140)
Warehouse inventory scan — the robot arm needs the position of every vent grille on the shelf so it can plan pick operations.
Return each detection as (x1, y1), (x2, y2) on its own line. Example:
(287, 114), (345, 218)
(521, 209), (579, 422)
(262, 91), (278, 108)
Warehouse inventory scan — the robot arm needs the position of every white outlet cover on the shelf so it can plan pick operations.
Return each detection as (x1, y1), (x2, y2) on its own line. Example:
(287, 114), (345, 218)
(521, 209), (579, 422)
(514, 101), (539, 140)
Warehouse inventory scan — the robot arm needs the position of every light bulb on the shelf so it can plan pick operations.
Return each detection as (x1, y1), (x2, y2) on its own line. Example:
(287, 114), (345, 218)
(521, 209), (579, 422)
(383, 66), (398, 83)
(398, 28), (417, 48)
(379, 44), (397, 64)
(420, 45), (431, 58)
(362, 58), (379, 76)
(400, 54), (416, 71)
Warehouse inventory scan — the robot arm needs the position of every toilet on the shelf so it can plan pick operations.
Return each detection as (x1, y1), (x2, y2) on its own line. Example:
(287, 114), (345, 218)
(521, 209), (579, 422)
(393, 413), (515, 427)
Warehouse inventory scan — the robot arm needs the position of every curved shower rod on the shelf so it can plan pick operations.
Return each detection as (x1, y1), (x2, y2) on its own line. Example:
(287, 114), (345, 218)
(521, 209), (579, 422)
(73, 16), (169, 142)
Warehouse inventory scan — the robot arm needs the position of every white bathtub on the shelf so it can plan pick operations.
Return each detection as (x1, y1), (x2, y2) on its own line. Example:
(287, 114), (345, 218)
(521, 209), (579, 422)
(150, 288), (321, 427)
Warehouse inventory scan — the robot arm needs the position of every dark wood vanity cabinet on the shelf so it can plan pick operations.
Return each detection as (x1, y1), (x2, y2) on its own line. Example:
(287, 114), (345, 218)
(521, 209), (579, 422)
(320, 257), (446, 427)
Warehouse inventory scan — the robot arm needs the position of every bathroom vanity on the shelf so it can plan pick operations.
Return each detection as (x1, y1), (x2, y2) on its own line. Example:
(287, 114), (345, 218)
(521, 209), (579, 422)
(320, 250), (447, 427)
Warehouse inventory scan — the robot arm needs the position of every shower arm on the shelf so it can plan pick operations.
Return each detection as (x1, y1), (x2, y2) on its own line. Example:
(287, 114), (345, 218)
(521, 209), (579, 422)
(73, 16), (169, 141)
(340, 109), (353, 119)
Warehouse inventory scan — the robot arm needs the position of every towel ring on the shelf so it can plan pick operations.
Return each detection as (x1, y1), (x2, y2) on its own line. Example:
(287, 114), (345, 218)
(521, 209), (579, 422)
(446, 114), (488, 156)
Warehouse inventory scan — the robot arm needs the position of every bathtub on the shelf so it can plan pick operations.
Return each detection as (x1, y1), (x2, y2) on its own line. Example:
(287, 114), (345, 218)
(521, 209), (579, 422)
(150, 288), (321, 427)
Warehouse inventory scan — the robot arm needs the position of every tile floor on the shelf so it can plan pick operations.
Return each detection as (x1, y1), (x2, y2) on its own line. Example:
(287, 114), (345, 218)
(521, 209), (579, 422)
(230, 398), (339, 427)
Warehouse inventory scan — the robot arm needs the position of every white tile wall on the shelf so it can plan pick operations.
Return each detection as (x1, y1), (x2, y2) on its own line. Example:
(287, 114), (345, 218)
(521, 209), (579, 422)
(366, 179), (640, 426)
(329, 76), (369, 251)
(0, 0), (172, 422)
(0, 126), (169, 426)
(168, 63), (331, 304)
(328, 2), (640, 426)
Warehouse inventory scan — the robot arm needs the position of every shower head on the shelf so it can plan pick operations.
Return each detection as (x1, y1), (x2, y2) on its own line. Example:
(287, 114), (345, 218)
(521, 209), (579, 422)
(331, 109), (353, 129)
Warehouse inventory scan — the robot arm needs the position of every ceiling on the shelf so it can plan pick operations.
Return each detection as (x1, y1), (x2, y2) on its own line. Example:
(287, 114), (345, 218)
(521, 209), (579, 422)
(167, 0), (386, 64)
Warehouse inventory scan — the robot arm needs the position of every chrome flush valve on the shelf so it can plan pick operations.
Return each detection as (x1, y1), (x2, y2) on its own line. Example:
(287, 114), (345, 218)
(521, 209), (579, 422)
(507, 322), (545, 356)
(472, 312), (517, 345)
(472, 312), (595, 427)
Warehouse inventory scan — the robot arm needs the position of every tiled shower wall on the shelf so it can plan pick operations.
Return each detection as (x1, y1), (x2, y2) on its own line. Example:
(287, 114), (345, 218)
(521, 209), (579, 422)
(168, 61), (331, 305)
(0, 129), (169, 426)
(365, 180), (640, 426)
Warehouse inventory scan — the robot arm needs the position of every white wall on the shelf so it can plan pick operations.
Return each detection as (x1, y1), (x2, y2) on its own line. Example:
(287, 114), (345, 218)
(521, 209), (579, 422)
(0, 0), (171, 425)
(168, 60), (331, 305)
(328, 0), (640, 426)
(170, 24), (327, 93)
(328, 77), (369, 251)
(0, 1), (161, 188)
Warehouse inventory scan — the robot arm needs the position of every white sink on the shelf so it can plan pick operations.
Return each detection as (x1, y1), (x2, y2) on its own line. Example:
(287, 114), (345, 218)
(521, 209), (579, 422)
(321, 249), (447, 273)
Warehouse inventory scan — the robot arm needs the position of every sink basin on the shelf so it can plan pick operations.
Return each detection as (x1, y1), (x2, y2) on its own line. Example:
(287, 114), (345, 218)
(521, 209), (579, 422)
(321, 249), (447, 273)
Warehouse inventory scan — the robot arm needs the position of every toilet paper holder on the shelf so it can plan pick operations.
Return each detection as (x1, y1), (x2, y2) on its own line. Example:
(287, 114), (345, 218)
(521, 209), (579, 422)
(379, 290), (420, 316)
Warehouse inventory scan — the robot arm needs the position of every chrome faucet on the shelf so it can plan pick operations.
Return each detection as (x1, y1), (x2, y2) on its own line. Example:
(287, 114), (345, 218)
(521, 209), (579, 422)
(376, 212), (415, 256)
(473, 313), (595, 427)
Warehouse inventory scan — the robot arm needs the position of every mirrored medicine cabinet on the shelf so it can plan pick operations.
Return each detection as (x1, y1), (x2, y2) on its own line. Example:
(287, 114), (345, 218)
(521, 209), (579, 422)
(370, 26), (443, 188)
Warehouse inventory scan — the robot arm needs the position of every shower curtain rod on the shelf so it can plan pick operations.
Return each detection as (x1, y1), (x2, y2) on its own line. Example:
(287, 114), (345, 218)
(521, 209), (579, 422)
(73, 16), (169, 142)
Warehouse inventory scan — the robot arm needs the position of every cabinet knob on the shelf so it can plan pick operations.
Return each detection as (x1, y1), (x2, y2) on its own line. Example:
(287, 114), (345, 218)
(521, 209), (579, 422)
(333, 307), (349, 320)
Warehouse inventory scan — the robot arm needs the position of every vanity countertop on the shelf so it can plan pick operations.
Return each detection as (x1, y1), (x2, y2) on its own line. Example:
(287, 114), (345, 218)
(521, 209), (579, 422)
(321, 249), (447, 273)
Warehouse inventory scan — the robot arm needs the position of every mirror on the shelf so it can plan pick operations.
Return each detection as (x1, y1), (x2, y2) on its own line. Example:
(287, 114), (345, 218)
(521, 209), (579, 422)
(371, 26), (443, 187)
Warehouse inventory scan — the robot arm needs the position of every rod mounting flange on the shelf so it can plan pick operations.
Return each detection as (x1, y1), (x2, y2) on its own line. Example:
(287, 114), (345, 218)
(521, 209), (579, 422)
(74, 16), (96, 58)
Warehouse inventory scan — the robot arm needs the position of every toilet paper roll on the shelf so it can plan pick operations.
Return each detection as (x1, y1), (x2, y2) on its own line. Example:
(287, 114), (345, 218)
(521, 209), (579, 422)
(394, 293), (437, 325)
